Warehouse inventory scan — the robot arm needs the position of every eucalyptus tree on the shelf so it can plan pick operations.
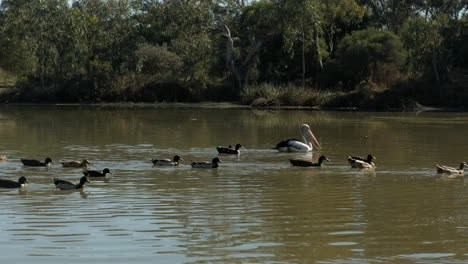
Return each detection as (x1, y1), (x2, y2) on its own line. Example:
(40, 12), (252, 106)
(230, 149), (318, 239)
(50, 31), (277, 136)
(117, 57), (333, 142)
(157, 0), (218, 88)
(400, 14), (467, 84)
(71, 0), (140, 98)
(221, 0), (279, 94)
(281, 0), (322, 86)
(319, 0), (365, 55)
(0, 0), (37, 76)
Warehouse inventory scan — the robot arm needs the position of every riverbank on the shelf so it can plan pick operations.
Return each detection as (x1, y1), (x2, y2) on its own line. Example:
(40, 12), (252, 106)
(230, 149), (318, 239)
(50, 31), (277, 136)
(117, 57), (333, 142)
(0, 75), (466, 111)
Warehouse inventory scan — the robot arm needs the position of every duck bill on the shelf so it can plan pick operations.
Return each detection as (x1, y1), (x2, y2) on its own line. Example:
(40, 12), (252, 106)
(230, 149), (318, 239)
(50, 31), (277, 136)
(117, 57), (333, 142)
(306, 130), (321, 150)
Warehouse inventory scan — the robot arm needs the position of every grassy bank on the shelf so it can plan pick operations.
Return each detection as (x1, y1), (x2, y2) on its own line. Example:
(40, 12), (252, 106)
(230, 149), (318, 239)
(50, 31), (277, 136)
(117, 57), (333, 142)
(1, 71), (467, 111)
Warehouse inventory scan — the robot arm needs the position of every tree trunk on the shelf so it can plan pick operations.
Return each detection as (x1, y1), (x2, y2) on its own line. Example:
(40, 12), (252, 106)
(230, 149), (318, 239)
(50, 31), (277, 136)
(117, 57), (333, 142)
(301, 31), (305, 88)
(314, 29), (323, 71)
(432, 46), (440, 84)
(222, 25), (262, 94)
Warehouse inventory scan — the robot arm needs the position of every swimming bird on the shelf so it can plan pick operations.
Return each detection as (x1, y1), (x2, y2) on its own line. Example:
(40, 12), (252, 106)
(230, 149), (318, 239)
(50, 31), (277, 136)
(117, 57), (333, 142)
(0, 176), (29, 188)
(348, 154), (376, 169)
(152, 155), (183, 166)
(217, 144), (243, 155)
(436, 162), (466, 175)
(53, 176), (90, 190)
(275, 124), (320, 152)
(290, 155), (330, 167)
(191, 157), (222, 168)
(349, 154), (376, 163)
(60, 159), (91, 168)
(21, 157), (53, 167)
(0, 155), (7, 161)
(83, 168), (112, 177)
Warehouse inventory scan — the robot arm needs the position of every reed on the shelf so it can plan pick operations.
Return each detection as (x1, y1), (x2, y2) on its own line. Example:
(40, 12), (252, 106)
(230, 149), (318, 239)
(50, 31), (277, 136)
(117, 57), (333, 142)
(241, 83), (342, 107)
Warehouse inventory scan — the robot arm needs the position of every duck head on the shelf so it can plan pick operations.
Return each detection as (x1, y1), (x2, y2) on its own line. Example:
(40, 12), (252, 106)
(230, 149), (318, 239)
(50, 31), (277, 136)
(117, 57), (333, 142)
(80, 176), (91, 185)
(18, 176), (29, 184)
(174, 155), (183, 162)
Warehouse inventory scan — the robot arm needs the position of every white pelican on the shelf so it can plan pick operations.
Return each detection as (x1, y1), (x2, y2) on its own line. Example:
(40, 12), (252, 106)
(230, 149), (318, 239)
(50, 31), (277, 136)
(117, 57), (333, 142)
(275, 124), (320, 152)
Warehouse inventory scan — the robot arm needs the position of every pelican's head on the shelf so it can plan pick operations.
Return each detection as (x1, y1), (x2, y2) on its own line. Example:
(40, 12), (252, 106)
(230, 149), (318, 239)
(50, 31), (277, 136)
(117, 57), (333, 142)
(300, 124), (320, 150)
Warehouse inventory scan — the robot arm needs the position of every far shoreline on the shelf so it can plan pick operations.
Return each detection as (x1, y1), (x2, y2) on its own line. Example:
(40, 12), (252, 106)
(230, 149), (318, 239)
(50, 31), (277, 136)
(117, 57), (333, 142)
(0, 101), (462, 112)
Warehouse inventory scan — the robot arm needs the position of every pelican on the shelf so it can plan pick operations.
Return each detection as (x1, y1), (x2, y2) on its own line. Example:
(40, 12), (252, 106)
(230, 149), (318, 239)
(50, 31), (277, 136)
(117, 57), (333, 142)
(275, 124), (320, 152)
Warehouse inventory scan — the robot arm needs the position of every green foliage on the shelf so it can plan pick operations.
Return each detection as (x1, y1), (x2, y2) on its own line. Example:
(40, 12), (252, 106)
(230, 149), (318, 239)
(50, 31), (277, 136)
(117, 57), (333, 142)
(0, 0), (465, 107)
(135, 43), (182, 77)
(400, 14), (467, 82)
(332, 28), (405, 88)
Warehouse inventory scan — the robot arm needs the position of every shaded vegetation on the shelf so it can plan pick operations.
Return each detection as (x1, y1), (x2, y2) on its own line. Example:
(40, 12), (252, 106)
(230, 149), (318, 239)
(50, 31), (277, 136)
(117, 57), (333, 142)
(0, 0), (466, 109)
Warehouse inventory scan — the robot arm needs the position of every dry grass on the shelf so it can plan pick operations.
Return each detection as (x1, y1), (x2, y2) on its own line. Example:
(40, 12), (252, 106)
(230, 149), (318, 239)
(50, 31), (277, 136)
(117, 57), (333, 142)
(241, 83), (342, 107)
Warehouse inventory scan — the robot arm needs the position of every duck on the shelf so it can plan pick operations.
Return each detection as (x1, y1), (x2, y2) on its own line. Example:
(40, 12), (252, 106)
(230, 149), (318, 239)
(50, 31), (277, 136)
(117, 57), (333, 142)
(275, 124), (321, 152)
(191, 157), (222, 168)
(436, 162), (466, 175)
(217, 144), (244, 155)
(290, 155), (330, 167)
(0, 176), (29, 188)
(83, 168), (112, 177)
(0, 155), (7, 161)
(349, 154), (376, 163)
(348, 154), (376, 169)
(21, 157), (53, 166)
(60, 159), (91, 168)
(53, 176), (90, 190)
(152, 155), (182, 166)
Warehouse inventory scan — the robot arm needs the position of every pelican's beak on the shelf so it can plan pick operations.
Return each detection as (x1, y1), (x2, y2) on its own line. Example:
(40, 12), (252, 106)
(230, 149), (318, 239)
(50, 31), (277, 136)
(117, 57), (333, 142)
(307, 129), (321, 149)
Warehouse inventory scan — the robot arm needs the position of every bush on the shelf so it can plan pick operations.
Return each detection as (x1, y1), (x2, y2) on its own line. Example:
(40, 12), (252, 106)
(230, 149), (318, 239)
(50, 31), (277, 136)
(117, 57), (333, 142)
(332, 28), (405, 89)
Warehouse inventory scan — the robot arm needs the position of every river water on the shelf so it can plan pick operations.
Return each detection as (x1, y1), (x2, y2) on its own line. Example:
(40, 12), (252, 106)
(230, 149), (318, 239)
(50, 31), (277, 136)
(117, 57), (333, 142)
(0, 105), (467, 263)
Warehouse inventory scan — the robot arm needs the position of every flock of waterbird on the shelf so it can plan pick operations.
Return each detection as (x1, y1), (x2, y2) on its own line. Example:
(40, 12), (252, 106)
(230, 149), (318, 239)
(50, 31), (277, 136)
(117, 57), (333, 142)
(0, 124), (465, 190)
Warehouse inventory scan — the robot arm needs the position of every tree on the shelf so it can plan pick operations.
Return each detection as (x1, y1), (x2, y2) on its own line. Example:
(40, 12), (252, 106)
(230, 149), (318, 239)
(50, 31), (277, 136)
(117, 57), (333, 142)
(400, 13), (467, 84)
(281, 0), (322, 86)
(320, 0), (365, 55)
(333, 28), (405, 87)
(221, 1), (278, 94)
